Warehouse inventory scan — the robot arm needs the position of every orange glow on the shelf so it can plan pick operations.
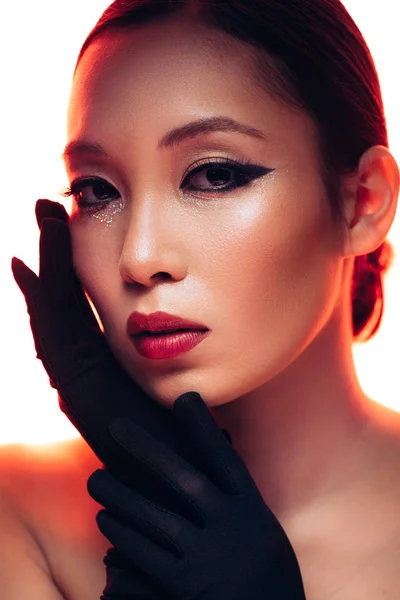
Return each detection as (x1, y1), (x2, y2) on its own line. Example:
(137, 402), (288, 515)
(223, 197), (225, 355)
(1, 0), (399, 445)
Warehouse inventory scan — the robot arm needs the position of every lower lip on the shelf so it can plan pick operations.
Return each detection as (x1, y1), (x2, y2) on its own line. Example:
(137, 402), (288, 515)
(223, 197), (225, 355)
(131, 329), (210, 359)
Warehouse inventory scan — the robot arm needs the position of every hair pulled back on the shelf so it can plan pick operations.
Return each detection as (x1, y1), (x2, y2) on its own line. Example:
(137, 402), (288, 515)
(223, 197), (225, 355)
(75, 0), (395, 343)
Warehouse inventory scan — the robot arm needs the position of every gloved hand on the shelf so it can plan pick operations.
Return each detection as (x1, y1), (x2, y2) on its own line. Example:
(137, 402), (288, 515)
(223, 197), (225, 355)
(11, 199), (305, 600)
(99, 549), (168, 599)
(11, 199), (227, 487)
(88, 392), (307, 600)
(11, 199), (220, 599)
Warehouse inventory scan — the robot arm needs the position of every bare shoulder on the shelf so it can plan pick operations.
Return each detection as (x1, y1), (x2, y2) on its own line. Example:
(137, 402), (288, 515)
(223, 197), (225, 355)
(288, 401), (400, 599)
(0, 487), (66, 599)
(0, 437), (109, 600)
(0, 436), (102, 529)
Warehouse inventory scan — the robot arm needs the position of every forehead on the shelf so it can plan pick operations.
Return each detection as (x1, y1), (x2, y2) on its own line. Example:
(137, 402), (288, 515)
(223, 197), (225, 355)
(67, 17), (318, 161)
(70, 20), (265, 118)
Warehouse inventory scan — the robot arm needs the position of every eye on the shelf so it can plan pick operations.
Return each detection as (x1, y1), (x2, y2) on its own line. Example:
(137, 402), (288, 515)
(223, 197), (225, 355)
(60, 177), (120, 207)
(60, 160), (274, 209)
(181, 160), (272, 194)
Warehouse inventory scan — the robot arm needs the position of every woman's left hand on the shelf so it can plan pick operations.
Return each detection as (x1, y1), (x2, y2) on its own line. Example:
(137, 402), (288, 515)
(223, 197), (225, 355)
(88, 392), (306, 600)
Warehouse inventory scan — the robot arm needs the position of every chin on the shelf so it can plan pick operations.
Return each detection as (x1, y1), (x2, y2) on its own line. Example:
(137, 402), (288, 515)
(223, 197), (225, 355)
(113, 340), (241, 411)
(124, 366), (211, 409)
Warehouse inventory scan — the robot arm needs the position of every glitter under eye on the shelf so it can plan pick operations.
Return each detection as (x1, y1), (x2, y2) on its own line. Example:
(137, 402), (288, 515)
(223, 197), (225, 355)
(83, 200), (124, 227)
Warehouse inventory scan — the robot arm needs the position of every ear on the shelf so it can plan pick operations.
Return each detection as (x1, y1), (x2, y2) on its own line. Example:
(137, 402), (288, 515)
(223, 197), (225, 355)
(341, 145), (399, 257)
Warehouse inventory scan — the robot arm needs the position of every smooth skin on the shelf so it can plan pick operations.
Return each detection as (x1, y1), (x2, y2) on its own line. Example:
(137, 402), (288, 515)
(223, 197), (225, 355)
(2, 12), (399, 600)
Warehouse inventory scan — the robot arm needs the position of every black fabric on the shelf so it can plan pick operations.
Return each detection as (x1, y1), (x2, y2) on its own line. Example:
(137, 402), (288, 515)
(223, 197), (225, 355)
(100, 548), (169, 599)
(88, 394), (306, 600)
(11, 200), (219, 501)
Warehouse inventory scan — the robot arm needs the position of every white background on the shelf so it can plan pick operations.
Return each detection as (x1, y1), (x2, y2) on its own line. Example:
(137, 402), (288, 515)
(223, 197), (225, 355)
(1, 1), (399, 445)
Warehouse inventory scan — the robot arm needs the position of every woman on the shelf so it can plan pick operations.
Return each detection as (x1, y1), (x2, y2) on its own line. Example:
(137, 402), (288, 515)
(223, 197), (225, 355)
(4, 0), (400, 598)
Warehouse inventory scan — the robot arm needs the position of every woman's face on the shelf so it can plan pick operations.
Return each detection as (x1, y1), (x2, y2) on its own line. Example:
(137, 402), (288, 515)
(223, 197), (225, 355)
(66, 15), (345, 409)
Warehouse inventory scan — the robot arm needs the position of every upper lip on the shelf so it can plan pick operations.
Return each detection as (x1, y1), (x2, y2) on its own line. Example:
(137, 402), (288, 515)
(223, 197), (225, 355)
(127, 310), (209, 335)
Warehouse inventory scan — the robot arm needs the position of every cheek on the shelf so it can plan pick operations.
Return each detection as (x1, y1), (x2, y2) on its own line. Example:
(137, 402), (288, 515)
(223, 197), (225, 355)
(204, 183), (337, 303)
(70, 223), (121, 328)
(209, 186), (342, 375)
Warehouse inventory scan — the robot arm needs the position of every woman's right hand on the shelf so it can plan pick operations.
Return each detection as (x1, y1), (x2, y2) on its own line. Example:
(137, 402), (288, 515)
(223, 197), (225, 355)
(11, 199), (215, 486)
(10, 199), (214, 599)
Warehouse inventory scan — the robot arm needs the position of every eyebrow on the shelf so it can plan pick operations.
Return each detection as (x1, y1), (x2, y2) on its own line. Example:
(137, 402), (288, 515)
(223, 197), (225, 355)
(61, 116), (269, 162)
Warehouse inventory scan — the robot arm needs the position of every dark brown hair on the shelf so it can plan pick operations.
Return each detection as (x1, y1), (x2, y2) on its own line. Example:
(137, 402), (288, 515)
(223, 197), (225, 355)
(74, 0), (395, 343)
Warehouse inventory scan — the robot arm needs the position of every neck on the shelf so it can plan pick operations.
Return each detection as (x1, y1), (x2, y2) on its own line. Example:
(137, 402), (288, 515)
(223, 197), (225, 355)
(209, 299), (381, 521)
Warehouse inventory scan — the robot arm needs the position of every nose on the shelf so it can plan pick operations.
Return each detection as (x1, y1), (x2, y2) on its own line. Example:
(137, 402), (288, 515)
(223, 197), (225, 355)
(118, 202), (187, 288)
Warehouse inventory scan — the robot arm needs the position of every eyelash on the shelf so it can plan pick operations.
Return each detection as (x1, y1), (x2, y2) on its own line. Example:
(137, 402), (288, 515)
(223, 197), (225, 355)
(60, 158), (272, 208)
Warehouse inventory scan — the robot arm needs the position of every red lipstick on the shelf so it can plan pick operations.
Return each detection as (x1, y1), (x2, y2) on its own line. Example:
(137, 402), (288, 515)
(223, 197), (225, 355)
(127, 311), (210, 359)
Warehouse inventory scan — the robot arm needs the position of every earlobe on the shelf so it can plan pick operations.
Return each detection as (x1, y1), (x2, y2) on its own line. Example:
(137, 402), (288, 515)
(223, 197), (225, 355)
(343, 145), (399, 258)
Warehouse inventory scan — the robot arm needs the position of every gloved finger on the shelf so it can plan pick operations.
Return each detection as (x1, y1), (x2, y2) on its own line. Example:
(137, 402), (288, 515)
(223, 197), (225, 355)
(102, 548), (171, 600)
(38, 217), (100, 330)
(11, 257), (47, 353)
(35, 198), (69, 227)
(12, 234), (97, 388)
(39, 218), (75, 292)
(173, 392), (274, 501)
(96, 510), (179, 588)
(11, 256), (54, 371)
(11, 257), (40, 298)
(172, 392), (240, 494)
(88, 468), (200, 554)
(109, 417), (219, 515)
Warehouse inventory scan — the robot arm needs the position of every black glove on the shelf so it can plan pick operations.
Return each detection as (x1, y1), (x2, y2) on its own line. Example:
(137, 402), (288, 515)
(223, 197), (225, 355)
(10, 199), (232, 599)
(88, 392), (307, 600)
(11, 199), (227, 490)
(12, 199), (305, 600)
(99, 549), (168, 599)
